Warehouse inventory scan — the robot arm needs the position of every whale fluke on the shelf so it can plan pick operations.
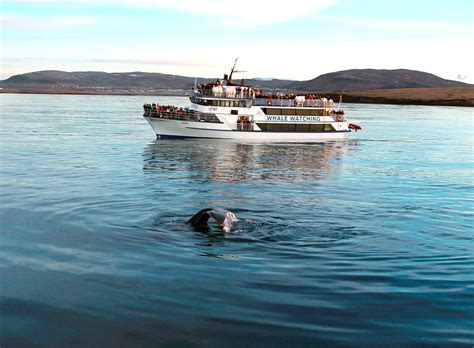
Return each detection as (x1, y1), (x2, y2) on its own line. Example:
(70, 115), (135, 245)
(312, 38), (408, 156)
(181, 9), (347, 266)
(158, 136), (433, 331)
(187, 208), (238, 232)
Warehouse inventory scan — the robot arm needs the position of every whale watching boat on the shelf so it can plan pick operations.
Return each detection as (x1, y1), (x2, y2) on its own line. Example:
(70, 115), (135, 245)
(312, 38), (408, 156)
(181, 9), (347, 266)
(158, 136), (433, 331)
(143, 60), (361, 142)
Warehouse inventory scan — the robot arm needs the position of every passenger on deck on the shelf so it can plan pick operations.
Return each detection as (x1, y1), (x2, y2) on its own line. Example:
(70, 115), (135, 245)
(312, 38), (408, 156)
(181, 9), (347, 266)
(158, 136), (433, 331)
(321, 97), (328, 108)
(237, 118), (242, 131)
(242, 117), (250, 131)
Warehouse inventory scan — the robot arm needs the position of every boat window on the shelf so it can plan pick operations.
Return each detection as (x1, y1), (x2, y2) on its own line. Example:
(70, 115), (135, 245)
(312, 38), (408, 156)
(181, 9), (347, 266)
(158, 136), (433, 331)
(265, 108), (281, 116)
(192, 97), (208, 105)
(256, 123), (335, 132)
(296, 109), (311, 116)
(296, 124), (312, 132)
(310, 124), (324, 132)
(262, 108), (325, 116)
(231, 110), (238, 115)
(310, 109), (324, 116)
(281, 124), (297, 132)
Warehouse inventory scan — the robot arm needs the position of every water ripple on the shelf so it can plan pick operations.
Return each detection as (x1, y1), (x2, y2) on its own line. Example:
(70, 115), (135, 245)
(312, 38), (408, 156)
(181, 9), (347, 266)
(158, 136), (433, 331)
(1, 95), (473, 346)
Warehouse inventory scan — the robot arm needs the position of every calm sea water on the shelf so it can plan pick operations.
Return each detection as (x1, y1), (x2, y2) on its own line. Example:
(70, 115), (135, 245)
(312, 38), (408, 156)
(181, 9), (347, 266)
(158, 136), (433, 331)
(0, 93), (473, 347)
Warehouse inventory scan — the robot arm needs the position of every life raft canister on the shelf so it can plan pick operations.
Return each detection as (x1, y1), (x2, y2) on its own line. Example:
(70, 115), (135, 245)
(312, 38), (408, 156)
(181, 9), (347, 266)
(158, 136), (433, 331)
(348, 123), (362, 131)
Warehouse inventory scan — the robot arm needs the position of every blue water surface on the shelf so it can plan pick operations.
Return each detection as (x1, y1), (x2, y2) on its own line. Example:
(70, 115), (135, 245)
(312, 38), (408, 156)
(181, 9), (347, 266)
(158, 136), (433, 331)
(0, 94), (473, 347)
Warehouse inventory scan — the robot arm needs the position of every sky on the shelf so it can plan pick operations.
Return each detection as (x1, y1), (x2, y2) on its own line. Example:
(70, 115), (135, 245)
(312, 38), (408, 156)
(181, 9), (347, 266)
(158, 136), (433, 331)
(1, 0), (473, 82)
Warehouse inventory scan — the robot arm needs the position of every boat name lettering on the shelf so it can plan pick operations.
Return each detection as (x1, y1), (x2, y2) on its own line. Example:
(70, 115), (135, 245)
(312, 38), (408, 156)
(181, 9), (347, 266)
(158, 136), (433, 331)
(209, 107), (218, 111)
(266, 115), (321, 122)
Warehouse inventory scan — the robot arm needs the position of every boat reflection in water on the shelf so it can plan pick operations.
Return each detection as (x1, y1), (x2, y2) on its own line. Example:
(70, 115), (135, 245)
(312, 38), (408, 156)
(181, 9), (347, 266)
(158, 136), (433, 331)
(142, 140), (349, 183)
(142, 140), (360, 251)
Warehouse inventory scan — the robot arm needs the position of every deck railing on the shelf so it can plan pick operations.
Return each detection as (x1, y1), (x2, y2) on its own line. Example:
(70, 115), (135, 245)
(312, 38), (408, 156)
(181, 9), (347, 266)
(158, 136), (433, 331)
(254, 98), (335, 108)
(196, 88), (254, 100)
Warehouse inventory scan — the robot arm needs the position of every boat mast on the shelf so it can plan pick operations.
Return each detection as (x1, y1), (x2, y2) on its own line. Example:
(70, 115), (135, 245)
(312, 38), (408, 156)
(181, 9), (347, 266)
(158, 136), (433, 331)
(228, 57), (239, 84)
(226, 57), (247, 85)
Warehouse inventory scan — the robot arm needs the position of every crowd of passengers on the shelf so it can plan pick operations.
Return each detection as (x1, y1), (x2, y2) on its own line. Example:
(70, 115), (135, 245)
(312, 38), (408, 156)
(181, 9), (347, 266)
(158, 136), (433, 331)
(143, 103), (194, 116)
(196, 80), (335, 107)
(259, 94), (335, 107)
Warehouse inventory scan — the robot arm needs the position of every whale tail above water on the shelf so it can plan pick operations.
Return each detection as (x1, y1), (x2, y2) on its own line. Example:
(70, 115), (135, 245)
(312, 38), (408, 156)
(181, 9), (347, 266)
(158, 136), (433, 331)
(187, 208), (238, 232)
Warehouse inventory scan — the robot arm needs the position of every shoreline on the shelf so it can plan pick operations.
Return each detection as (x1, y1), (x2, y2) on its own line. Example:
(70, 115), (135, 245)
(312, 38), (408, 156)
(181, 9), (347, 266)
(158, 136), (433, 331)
(338, 87), (474, 107)
(1, 87), (473, 107)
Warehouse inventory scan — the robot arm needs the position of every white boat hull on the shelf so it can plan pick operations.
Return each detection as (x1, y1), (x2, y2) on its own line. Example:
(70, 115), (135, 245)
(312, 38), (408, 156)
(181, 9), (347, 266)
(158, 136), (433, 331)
(145, 117), (350, 142)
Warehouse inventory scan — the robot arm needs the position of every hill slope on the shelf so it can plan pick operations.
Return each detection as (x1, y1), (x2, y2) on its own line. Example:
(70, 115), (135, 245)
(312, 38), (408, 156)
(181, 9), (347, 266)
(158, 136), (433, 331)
(1, 70), (202, 91)
(291, 69), (467, 91)
(0, 70), (296, 93)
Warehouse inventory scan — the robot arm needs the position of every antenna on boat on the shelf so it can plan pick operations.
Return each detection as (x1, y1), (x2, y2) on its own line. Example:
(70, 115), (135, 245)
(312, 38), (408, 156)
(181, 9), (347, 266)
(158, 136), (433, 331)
(193, 77), (197, 92)
(227, 57), (247, 85)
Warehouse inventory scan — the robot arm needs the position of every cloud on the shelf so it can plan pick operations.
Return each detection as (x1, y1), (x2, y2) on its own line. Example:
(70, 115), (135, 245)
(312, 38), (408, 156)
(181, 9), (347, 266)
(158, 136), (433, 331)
(324, 15), (473, 39)
(4, 0), (340, 26)
(119, 0), (339, 26)
(3, 0), (97, 4)
(1, 15), (97, 29)
(88, 58), (215, 68)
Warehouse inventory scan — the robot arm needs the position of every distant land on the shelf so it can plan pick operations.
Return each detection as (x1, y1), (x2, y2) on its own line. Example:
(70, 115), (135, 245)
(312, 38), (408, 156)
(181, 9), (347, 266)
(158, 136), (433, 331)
(1, 69), (473, 106)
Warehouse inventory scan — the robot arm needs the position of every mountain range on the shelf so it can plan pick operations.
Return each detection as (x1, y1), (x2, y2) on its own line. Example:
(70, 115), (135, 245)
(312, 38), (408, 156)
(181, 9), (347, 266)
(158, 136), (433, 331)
(0, 68), (470, 95)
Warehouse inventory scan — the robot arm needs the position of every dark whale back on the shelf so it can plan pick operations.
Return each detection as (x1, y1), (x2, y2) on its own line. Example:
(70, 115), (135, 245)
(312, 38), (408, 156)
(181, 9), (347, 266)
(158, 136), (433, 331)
(186, 208), (214, 226)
